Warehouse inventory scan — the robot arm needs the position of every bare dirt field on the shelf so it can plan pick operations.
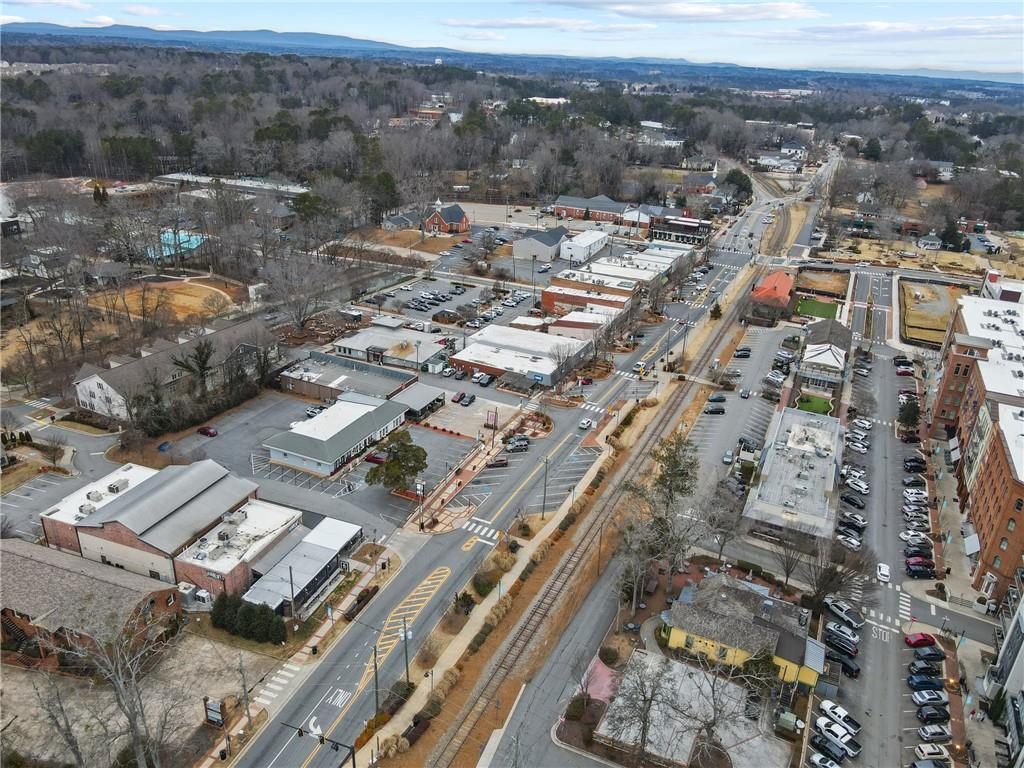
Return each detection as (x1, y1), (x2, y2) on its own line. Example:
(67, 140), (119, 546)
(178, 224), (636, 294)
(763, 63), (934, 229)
(900, 183), (951, 219)
(191, 276), (249, 304)
(375, 229), (455, 255)
(1, 314), (122, 357)
(795, 269), (850, 297)
(0, 630), (279, 766)
(89, 279), (235, 321)
(900, 280), (969, 346)
(834, 238), (989, 274)
(764, 202), (808, 256)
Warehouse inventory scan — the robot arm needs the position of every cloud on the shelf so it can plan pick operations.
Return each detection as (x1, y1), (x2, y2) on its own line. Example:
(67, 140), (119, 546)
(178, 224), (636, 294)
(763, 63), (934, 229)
(1, 14), (27, 23)
(457, 30), (507, 41)
(5, 0), (90, 9)
(81, 14), (115, 26)
(122, 4), (161, 16)
(443, 17), (656, 34)
(552, 1), (823, 22)
(797, 17), (1024, 41)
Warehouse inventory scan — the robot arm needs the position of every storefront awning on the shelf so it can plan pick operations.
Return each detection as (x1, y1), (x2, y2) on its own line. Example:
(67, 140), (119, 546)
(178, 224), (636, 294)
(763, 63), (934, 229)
(950, 447), (962, 463)
(964, 533), (981, 556)
(949, 436), (960, 450)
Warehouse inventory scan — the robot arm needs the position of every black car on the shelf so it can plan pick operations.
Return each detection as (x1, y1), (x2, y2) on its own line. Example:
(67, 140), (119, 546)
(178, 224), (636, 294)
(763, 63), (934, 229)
(460, 393), (476, 407)
(904, 458), (927, 469)
(823, 633), (858, 657)
(909, 661), (941, 676)
(915, 647), (947, 662)
(453, 370), (467, 380)
(708, 394), (727, 403)
(894, 355), (911, 367)
(840, 493), (866, 510)
(826, 650), (860, 678)
(704, 405), (726, 415)
(905, 546), (934, 558)
(733, 349), (751, 359)
(903, 476), (927, 488)
(917, 706), (951, 724)
(907, 761), (950, 768)
(906, 564), (936, 579)
(810, 734), (847, 763)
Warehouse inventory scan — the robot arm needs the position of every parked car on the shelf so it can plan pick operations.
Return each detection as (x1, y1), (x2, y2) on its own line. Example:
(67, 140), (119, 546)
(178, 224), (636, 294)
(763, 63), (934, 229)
(722, 450), (734, 465)
(845, 441), (869, 455)
(823, 633), (858, 657)
(486, 455), (509, 468)
(826, 650), (860, 678)
(820, 700), (862, 735)
(453, 370), (467, 380)
(904, 546), (934, 559)
(836, 535), (862, 552)
(916, 706), (951, 723)
(904, 489), (929, 502)
(813, 717), (861, 758)
(704, 405), (726, 415)
(824, 597), (864, 629)
(914, 647), (946, 662)
(917, 724), (953, 743)
(906, 557), (936, 569)
(840, 493), (866, 510)
(708, 393), (727, 402)
(365, 451), (387, 464)
(461, 393), (476, 407)
(912, 690), (949, 707)
(852, 418), (873, 430)
(846, 478), (870, 494)
(909, 661), (941, 677)
(452, 391), (466, 403)
(854, 367), (871, 377)
(478, 374), (494, 387)
(809, 735), (847, 764)
(809, 753), (841, 768)
(901, 433), (923, 443)
(840, 512), (868, 530)
(197, 426), (219, 437)
(904, 476), (927, 488)
(908, 675), (945, 691)
(906, 564), (936, 579)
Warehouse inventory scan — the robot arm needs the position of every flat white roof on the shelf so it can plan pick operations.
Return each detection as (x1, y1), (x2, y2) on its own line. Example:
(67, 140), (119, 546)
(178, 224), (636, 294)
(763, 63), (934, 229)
(957, 296), (1024, 397)
(43, 464), (159, 524)
(580, 262), (659, 283)
(453, 344), (557, 376)
(176, 499), (301, 574)
(554, 310), (614, 327)
(998, 404), (1024, 482)
(467, 324), (588, 357)
(554, 270), (638, 291)
(592, 256), (670, 275)
(542, 284), (630, 303)
(334, 326), (449, 359)
(567, 229), (609, 247)
(154, 173), (307, 196)
(292, 395), (387, 442)
(303, 517), (363, 550)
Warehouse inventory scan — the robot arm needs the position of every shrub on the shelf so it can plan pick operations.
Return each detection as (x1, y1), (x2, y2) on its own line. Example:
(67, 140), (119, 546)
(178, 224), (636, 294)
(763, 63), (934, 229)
(416, 635), (444, 668)
(565, 694), (585, 721)
(598, 646), (619, 666)
(486, 594), (513, 626)
(472, 570), (499, 598)
(517, 521), (532, 537)
(480, 622), (493, 636)
(581, 724), (594, 747)
(735, 559), (763, 577)
(468, 631), (488, 654)
(508, 539), (521, 553)
(518, 561), (536, 582)
(455, 591), (476, 615)
(407, 719), (430, 745)
(490, 550), (517, 573)
(417, 697), (442, 721)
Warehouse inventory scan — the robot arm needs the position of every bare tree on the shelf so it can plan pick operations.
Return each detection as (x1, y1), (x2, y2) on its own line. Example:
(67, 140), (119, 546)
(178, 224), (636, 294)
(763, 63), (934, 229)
(770, 530), (808, 588)
(264, 259), (337, 329)
(41, 432), (69, 467)
(31, 673), (120, 768)
(702, 485), (745, 564)
(802, 538), (879, 610)
(571, 652), (597, 709)
(601, 652), (676, 760)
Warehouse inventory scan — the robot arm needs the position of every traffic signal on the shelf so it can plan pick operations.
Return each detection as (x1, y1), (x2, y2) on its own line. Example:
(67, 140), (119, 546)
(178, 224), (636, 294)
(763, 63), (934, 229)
(318, 735), (326, 745)
(297, 728), (305, 738)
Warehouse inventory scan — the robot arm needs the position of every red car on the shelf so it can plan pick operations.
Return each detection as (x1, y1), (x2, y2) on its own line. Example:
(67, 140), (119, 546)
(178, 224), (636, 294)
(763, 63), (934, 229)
(899, 388), (918, 395)
(897, 368), (914, 377)
(901, 433), (923, 444)
(452, 391), (466, 403)
(578, 377), (594, 386)
(462, 238), (473, 243)
(905, 633), (937, 648)
(906, 557), (936, 568)
(197, 426), (218, 437)
(365, 451), (386, 464)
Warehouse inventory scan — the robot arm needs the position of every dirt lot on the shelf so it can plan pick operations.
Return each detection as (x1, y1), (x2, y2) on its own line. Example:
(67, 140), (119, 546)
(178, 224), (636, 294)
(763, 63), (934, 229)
(795, 269), (850, 297)
(764, 202), (808, 256)
(191, 276), (249, 304)
(900, 182), (952, 219)
(89, 278), (236, 322)
(834, 238), (989, 274)
(900, 280), (969, 346)
(0, 630), (279, 766)
(375, 228), (456, 255)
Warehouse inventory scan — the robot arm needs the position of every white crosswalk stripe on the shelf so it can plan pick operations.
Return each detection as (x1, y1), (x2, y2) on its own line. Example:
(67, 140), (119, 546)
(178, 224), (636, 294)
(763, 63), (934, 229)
(579, 402), (607, 413)
(615, 370), (640, 379)
(522, 401), (540, 412)
(25, 399), (51, 408)
(462, 520), (499, 542)
(898, 592), (913, 620)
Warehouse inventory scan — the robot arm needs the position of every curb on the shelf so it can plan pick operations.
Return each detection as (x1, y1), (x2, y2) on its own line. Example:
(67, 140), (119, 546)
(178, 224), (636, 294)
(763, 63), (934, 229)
(549, 723), (620, 768)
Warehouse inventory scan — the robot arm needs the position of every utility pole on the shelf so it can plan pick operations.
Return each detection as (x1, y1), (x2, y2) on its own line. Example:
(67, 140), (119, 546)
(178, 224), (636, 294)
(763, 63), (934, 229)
(237, 653), (252, 730)
(373, 645), (380, 717)
(541, 457), (549, 520)
(288, 566), (296, 626)
(403, 617), (411, 685)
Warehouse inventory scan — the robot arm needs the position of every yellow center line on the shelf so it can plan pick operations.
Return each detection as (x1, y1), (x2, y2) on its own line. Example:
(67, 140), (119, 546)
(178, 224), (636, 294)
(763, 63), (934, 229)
(297, 566), (451, 768)
(478, 431), (574, 524)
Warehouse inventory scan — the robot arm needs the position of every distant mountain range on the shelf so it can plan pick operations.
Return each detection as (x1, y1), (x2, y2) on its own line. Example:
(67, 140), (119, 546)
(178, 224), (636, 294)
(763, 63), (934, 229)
(1, 22), (1021, 89)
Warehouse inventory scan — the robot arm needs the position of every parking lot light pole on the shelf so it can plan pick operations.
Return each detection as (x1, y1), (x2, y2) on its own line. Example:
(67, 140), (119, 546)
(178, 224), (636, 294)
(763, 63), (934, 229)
(541, 457), (549, 520)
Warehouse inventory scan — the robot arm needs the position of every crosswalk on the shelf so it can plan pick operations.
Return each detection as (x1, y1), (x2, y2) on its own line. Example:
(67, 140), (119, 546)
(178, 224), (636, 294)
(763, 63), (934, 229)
(614, 370), (641, 380)
(254, 662), (302, 707)
(898, 591), (914, 622)
(579, 402), (608, 413)
(871, 418), (895, 427)
(23, 398), (51, 409)
(462, 517), (500, 544)
(523, 400), (540, 413)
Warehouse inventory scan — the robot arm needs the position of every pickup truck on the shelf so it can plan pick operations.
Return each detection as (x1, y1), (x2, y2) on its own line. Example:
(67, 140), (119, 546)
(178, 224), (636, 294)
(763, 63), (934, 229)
(815, 717), (862, 758)
(820, 699), (862, 735)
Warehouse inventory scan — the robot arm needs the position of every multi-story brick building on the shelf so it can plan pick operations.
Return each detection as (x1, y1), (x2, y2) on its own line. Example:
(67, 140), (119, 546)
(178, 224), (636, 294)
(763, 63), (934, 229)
(933, 285), (1024, 603)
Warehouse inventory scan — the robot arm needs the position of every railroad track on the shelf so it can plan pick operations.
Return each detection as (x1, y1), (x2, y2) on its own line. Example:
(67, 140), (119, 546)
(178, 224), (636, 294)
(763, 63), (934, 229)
(430, 257), (771, 768)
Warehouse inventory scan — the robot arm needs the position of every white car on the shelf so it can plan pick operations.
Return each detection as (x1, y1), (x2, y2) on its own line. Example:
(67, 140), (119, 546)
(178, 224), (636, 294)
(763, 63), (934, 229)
(912, 690), (949, 706)
(846, 478), (870, 495)
(841, 465), (866, 480)
(915, 743), (951, 761)
(852, 418), (873, 431)
(400, 285), (413, 291)
(848, 429), (870, 443)
(836, 535), (862, 551)
(877, 563), (891, 583)
(899, 530), (928, 544)
(846, 441), (868, 455)
(854, 367), (871, 377)
(904, 489), (928, 502)
(825, 623), (860, 646)
(809, 754), (840, 768)
(441, 367), (455, 377)
(579, 418), (593, 430)
(722, 450), (734, 465)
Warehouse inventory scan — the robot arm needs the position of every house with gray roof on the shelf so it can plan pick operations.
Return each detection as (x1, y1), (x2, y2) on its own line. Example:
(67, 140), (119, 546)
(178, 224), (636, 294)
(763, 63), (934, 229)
(264, 392), (407, 476)
(512, 226), (569, 263)
(73, 318), (277, 421)
(1, 539), (182, 655)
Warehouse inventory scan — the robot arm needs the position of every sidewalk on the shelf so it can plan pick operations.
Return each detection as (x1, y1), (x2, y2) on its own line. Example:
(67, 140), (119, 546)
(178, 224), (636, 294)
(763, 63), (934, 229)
(958, 635), (1001, 768)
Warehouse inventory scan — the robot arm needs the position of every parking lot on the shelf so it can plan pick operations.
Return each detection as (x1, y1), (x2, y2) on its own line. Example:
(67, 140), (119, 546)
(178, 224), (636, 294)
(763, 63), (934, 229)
(525, 444), (603, 517)
(422, 392), (520, 437)
(1, 470), (76, 538)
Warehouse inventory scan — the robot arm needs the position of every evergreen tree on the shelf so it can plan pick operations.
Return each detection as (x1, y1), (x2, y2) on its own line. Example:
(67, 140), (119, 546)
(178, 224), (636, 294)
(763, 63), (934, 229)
(235, 602), (258, 640)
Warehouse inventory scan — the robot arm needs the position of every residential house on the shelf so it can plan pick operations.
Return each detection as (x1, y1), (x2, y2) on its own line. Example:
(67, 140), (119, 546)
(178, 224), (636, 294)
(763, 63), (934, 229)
(1, 539), (182, 663)
(663, 574), (823, 687)
(780, 141), (808, 160)
(15, 246), (77, 281)
(748, 270), (795, 324)
(73, 318), (275, 421)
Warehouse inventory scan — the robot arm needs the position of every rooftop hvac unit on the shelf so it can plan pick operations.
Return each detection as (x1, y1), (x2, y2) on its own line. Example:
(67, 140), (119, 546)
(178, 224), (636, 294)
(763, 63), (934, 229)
(194, 552), (206, 561)
(78, 503), (96, 516)
(208, 546), (224, 560)
(107, 478), (129, 493)
(217, 530), (231, 542)
(86, 490), (104, 502)
(177, 582), (197, 599)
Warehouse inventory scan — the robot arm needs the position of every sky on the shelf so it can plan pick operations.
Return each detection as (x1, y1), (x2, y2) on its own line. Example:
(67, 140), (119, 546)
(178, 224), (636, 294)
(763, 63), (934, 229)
(1, 0), (1022, 75)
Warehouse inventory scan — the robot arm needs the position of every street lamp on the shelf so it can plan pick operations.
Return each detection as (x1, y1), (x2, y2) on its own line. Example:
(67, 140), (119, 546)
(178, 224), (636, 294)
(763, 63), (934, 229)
(541, 456), (549, 520)
(415, 340), (422, 370)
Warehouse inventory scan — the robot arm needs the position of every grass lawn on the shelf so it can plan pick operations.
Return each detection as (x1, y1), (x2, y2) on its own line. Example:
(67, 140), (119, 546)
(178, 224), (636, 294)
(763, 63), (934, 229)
(795, 297), (839, 320)
(797, 394), (833, 415)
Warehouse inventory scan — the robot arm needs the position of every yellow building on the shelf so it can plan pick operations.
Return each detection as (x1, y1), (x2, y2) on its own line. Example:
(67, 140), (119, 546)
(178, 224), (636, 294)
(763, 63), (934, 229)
(664, 574), (824, 688)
